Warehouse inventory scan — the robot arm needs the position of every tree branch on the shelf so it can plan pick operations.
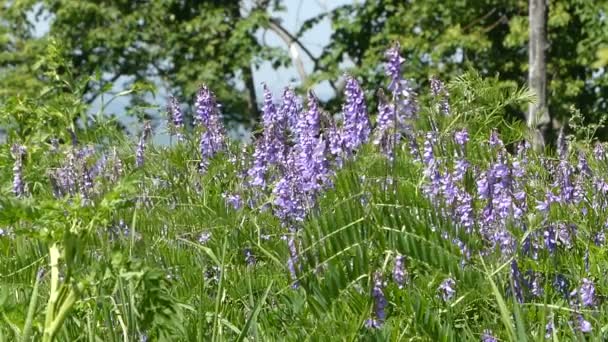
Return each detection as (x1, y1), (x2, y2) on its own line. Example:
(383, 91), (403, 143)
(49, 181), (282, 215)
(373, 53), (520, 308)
(267, 18), (338, 92)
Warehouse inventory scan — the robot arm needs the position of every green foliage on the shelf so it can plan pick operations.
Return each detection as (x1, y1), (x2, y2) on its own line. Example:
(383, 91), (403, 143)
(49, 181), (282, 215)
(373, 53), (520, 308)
(0, 0), (289, 124)
(306, 0), (608, 132)
(3, 10), (608, 338)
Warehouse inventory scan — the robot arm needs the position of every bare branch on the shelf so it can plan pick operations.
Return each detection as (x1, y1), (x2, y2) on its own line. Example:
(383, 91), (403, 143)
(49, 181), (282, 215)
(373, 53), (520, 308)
(267, 18), (338, 92)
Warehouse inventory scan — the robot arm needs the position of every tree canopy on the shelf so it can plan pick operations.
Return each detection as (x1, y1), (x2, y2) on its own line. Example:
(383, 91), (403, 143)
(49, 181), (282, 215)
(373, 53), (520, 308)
(306, 0), (608, 133)
(1, 0), (608, 134)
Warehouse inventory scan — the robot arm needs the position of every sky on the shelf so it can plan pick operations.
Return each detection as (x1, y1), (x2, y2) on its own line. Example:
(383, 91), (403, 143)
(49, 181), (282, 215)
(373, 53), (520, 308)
(31, 0), (354, 143)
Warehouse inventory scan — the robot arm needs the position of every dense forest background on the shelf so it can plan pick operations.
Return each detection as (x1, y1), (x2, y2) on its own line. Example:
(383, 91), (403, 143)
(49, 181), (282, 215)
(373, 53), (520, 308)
(1, 0), (607, 138)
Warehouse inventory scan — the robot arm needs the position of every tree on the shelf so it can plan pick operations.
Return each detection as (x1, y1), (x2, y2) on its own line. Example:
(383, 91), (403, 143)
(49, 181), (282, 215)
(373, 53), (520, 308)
(0, 0), (293, 125)
(528, 0), (550, 149)
(304, 0), (608, 139)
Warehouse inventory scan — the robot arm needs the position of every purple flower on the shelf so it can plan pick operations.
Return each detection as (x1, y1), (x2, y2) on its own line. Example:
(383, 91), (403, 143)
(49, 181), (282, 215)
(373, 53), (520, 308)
(244, 248), (256, 266)
(430, 76), (450, 115)
(544, 226), (557, 253)
(135, 121), (152, 168)
(393, 254), (407, 288)
(294, 92), (330, 196)
(198, 231), (212, 244)
(556, 224), (574, 249)
(365, 271), (387, 328)
(422, 132), (436, 166)
(223, 193), (243, 210)
(510, 260), (524, 303)
(553, 274), (569, 298)
(110, 148), (123, 183)
(481, 330), (497, 342)
(327, 116), (344, 167)
(576, 315), (592, 333)
(272, 152), (306, 225)
(571, 278), (596, 308)
(248, 137), (268, 188)
(167, 96), (184, 140)
(438, 277), (456, 302)
(385, 43), (405, 93)
(489, 131), (503, 148)
(525, 271), (543, 297)
(454, 129), (469, 146)
(11, 144), (26, 197)
(577, 152), (592, 178)
(196, 86), (226, 172)
(545, 319), (554, 338)
(453, 238), (471, 266)
(594, 229), (606, 246)
(594, 142), (605, 161)
(384, 43), (418, 120)
(342, 76), (371, 153)
(373, 90), (398, 159)
(279, 87), (301, 133)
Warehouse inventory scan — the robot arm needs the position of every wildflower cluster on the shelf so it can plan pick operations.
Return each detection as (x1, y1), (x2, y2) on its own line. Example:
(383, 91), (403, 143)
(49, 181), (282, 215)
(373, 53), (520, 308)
(4, 42), (608, 340)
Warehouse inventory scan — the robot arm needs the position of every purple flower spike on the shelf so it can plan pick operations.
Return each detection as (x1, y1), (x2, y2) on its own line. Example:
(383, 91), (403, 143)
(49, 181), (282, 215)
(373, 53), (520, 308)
(373, 90), (398, 159)
(384, 43), (418, 121)
(430, 76), (450, 115)
(196, 85), (226, 172)
(167, 96), (184, 140)
(545, 319), (554, 338)
(248, 138), (268, 188)
(454, 129), (469, 146)
(438, 277), (456, 302)
(572, 278), (596, 308)
(577, 315), (592, 333)
(544, 226), (557, 253)
(365, 271), (387, 329)
(594, 142), (605, 161)
(244, 248), (256, 266)
(385, 43), (405, 93)
(392, 254), (407, 288)
(510, 260), (524, 304)
(342, 76), (371, 153)
(135, 121), (152, 168)
(222, 192), (243, 210)
(481, 330), (498, 342)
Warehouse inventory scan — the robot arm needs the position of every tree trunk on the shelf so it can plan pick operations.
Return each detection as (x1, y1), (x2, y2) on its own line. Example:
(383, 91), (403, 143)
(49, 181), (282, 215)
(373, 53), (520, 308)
(242, 64), (260, 124)
(528, 0), (551, 150)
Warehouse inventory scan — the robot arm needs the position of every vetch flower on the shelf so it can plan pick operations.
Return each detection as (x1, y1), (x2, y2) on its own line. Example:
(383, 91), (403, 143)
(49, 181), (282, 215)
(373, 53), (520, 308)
(430, 75), (450, 115)
(576, 315), (592, 333)
(571, 278), (596, 308)
(196, 86), (226, 172)
(342, 76), (371, 153)
(481, 330), (497, 342)
(198, 231), (212, 244)
(167, 96), (184, 140)
(244, 248), (256, 266)
(545, 319), (554, 338)
(544, 226), (557, 253)
(373, 89), (398, 159)
(553, 274), (569, 298)
(365, 271), (387, 328)
(454, 129), (469, 146)
(135, 121), (152, 168)
(222, 192), (243, 210)
(438, 277), (456, 302)
(510, 260), (524, 303)
(392, 254), (407, 288)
